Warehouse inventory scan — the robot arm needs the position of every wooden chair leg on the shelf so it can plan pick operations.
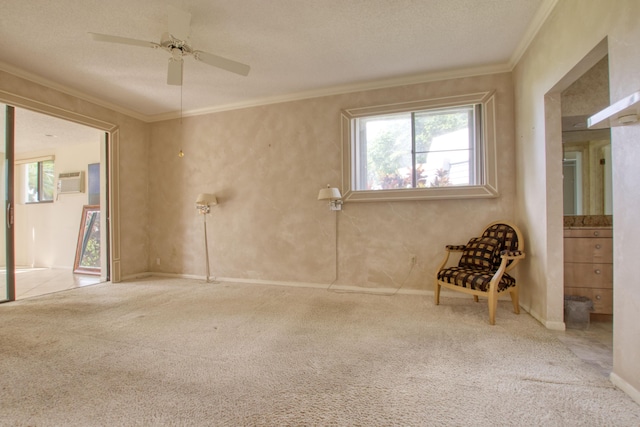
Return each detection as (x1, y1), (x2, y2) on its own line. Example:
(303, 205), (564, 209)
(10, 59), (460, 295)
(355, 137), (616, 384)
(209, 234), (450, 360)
(434, 282), (441, 305)
(510, 288), (520, 314)
(488, 292), (497, 325)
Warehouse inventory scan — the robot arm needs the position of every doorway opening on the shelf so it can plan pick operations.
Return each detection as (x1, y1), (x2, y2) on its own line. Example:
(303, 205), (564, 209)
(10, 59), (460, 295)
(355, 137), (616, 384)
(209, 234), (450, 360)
(2, 105), (110, 300)
(546, 39), (613, 375)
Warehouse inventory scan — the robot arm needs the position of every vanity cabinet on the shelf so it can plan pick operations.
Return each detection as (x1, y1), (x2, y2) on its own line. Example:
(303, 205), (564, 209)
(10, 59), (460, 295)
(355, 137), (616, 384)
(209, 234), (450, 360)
(563, 227), (613, 314)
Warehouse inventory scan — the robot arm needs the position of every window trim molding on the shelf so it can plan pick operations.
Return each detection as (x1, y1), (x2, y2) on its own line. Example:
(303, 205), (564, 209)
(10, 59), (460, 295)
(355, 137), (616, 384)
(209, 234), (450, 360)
(341, 91), (498, 202)
(22, 158), (55, 204)
(15, 155), (55, 165)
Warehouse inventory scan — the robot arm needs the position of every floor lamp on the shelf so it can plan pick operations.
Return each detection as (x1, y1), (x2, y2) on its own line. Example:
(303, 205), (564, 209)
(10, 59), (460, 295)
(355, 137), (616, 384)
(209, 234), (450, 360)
(195, 193), (218, 283)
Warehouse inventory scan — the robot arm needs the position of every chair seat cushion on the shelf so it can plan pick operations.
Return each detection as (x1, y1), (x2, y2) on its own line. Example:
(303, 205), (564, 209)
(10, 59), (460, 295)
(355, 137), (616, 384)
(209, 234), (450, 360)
(437, 266), (516, 292)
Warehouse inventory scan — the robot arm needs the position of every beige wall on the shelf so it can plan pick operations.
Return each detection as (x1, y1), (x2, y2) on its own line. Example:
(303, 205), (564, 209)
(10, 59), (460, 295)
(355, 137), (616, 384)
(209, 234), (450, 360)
(513, 0), (640, 402)
(149, 72), (516, 290)
(0, 71), (150, 278)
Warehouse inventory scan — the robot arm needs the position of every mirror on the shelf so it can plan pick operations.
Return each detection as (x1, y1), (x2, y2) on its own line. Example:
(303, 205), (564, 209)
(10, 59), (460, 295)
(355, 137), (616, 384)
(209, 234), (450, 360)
(561, 55), (611, 219)
(74, 205), (101, 275)
(562, 128), (612, 216)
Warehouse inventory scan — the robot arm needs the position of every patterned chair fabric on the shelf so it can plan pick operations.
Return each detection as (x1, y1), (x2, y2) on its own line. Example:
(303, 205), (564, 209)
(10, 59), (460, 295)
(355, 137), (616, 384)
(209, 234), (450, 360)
(481, 223), (519, 268)
(434, 221), (525, 325)
(458, 236), (501, 270)
(437, 267), (516, 292)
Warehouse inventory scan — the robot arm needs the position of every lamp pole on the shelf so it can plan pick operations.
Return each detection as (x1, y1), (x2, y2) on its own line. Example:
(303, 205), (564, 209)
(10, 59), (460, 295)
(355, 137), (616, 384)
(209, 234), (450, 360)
(203, 212), (211, 282)
(196, 193), (218, 283)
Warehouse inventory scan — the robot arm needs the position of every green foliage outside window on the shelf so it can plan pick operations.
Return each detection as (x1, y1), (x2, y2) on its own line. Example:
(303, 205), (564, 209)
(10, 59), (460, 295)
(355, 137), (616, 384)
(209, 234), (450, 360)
(359, 106), (473, 190)
(79, 214), (101, 268)
(26, 160), (54, 203)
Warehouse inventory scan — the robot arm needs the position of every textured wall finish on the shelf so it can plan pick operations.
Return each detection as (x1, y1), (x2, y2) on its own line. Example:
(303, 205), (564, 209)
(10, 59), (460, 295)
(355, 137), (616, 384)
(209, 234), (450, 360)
(561, 56), (610, 117)
(149, 73), (516, 291)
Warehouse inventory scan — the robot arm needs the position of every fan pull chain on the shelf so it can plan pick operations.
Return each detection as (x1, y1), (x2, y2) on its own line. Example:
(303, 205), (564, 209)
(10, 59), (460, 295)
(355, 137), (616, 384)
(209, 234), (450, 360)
(178, 83), (184, 158)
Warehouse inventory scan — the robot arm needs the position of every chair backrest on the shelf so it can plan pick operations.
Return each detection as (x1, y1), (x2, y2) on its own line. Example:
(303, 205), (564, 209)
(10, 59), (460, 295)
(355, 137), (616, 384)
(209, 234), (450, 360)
(481, 222), (522, 270)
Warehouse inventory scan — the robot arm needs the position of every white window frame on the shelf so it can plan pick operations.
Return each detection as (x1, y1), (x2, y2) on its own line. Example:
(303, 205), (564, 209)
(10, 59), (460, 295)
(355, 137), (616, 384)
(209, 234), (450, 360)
(16, 155), (55, 204)
(341, 91), (498, 202)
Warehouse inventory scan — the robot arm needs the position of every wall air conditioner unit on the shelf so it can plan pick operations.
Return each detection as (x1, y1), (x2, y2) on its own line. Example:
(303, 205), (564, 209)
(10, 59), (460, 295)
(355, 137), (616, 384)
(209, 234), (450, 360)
(57, 171), (85, 194)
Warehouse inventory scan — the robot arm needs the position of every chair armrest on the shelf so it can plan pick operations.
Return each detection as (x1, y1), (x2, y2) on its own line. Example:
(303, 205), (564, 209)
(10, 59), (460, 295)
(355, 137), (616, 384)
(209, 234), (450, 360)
(436, 245), (466, 275)
(500, 250), (524, 259)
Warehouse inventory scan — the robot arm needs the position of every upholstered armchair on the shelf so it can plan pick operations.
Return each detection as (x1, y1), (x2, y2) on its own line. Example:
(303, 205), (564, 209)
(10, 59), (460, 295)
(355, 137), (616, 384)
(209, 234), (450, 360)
(434, 221), (525, 325)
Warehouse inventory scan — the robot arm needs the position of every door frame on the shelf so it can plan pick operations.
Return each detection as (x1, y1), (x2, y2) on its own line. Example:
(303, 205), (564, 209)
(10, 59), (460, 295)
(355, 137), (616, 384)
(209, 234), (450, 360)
(0, 91), (121, 302)
(3, 105), (16, 301)
(543, 39), (610, 327)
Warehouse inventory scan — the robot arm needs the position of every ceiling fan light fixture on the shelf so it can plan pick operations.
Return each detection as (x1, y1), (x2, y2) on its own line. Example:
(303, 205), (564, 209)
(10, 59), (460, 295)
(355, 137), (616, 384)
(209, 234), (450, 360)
(171, 47), (182, 60)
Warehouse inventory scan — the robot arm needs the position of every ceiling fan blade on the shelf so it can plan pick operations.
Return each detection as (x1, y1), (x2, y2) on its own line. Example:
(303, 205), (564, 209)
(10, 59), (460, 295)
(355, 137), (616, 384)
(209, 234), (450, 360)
(167, 6), (191, 41)
(167, 58), (183, 86)
(193, 50), (251, 77)
(88, 32), (159, 49)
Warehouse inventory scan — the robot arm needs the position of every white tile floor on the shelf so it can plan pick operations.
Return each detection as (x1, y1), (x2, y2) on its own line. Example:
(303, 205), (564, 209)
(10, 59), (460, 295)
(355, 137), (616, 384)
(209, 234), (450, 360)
(7, 267), (103, 300)
(554, 318), (613, 377)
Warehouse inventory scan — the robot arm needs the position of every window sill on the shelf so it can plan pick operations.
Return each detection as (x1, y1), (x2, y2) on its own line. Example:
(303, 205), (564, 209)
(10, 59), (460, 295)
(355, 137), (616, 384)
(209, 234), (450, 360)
(343, 184), (499, 202)
(25, 200), (54, 205)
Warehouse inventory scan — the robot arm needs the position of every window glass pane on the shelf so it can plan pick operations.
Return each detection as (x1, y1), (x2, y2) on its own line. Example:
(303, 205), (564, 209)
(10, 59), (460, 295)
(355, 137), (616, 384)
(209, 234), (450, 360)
(415, 153), (453, 187)
(41, 160), (55, 201)
(355, 106), (477, 190)
(357, 113), (412, 190)
(25, 160), (55, 203)
(26, 162), (39, 202)
(415, 106), (474, 187)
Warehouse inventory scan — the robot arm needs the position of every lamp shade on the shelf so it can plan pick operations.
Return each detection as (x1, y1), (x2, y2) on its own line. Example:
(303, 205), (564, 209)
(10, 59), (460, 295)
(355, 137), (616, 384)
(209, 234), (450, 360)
(318, 187), (342, 201)
(196, 193), (218, 206)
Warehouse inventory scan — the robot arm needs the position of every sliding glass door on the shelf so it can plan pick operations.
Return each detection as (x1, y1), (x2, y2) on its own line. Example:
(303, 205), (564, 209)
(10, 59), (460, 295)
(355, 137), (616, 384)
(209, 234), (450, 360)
(0, 101), (115, 302)
(2, 104), (15, 302)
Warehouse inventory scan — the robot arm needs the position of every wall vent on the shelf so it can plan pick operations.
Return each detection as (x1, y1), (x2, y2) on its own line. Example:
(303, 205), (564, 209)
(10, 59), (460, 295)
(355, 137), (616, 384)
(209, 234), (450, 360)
(58, 171), (85, 194)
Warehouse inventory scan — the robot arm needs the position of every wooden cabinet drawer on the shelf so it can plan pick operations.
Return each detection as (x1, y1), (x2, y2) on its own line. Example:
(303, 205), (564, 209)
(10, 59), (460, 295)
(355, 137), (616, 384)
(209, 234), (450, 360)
(564, 228), (613, 238)
(564, 238), (613, 263)
(565, 287), (613, 314)
(564, 263), (613, 288)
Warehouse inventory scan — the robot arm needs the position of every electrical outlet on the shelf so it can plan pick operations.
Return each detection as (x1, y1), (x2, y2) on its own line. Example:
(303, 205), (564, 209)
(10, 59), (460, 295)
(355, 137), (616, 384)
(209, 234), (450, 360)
(156, 258), (161, 265)
(411, 255), (417, 265)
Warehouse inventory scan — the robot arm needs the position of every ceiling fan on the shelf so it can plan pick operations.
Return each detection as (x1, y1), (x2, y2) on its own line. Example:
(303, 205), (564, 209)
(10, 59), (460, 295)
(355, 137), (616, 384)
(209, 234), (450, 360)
(88, 6), (250, 86)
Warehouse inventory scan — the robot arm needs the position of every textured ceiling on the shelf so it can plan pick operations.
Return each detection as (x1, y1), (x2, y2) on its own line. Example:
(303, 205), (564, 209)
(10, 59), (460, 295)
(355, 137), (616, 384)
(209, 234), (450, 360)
(0, 0), (551, 123)
(0, 105), (104, 154)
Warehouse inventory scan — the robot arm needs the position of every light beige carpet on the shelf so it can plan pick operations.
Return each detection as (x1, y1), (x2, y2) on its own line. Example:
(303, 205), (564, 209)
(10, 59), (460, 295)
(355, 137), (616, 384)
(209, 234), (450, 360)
(1, 277), (638, 426)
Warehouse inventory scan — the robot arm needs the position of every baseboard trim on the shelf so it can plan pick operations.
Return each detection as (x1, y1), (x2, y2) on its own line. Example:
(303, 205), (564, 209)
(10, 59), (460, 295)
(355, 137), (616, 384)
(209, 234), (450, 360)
(123, 272), (528, 300)
(544, 320), (566, 331)
(610, 372), (640, 406)
(121, 272), (154, 281)
(521, 305), (566, 331)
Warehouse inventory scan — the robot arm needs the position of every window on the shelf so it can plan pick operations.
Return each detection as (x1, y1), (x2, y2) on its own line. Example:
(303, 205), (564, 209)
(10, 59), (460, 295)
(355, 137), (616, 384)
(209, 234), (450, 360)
(341, 91), (498, 202)
(25, 159), (55, 203)
(355, 104), (481, 190)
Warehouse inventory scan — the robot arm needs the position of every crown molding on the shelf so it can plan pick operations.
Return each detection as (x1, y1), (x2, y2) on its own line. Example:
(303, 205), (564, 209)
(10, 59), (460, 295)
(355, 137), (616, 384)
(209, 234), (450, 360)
(148, 62), (512, 122)
(0, 61), (150, 123)
(2, 42), (536, 124)
(509, 0), (559, 68)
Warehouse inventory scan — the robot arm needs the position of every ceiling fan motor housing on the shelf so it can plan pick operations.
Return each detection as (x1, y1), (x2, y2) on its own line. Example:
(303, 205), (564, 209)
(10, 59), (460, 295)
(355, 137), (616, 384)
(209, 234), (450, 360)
(161, 32), (192, 58)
